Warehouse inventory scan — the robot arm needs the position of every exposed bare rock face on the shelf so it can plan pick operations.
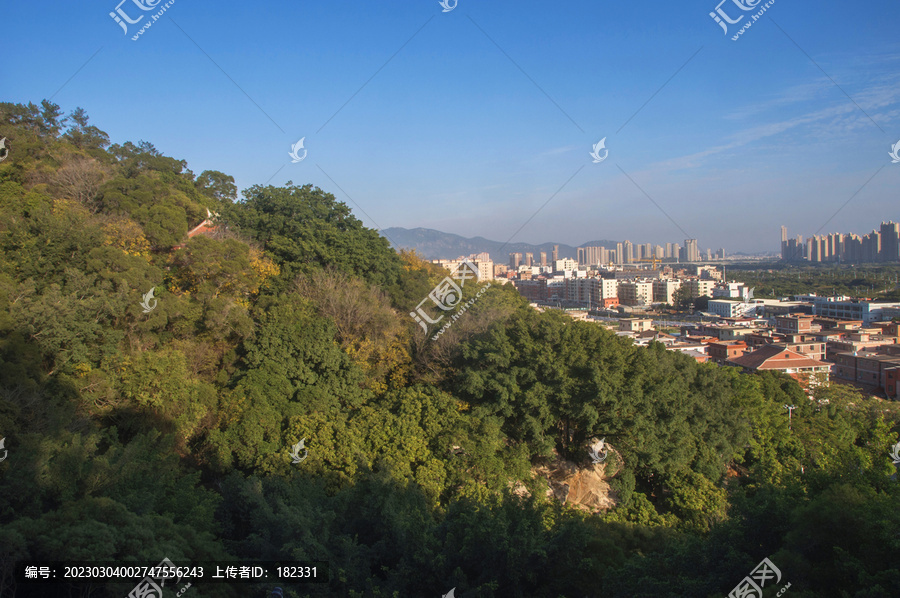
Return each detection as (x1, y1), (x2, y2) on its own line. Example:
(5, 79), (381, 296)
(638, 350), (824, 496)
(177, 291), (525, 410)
(531, 442), (621, 513)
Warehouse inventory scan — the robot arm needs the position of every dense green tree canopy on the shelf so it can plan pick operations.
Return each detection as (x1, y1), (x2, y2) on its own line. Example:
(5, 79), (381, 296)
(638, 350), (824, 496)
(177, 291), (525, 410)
(1, 100), (898, 597)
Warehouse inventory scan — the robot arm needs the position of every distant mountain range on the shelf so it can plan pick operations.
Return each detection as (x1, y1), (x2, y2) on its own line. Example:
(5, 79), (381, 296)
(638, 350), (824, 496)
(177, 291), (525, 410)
(381, 227), (619, 264)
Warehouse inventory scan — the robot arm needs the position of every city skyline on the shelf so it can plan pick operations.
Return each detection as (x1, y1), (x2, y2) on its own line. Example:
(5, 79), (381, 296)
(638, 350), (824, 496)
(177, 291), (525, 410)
(781, 219), (900, 263)
(3, 2), (899, 253)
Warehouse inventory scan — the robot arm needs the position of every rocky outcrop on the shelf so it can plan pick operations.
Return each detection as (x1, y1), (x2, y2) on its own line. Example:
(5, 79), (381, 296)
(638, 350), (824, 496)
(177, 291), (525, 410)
(531, 444), (621, 513)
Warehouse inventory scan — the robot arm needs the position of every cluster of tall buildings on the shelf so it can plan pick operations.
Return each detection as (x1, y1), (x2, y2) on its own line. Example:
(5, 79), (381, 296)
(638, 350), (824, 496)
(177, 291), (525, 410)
(513, 263), (727, 308)
(781, 222), (900, 263)
(509, 240), (725, 269)
(509, 246), (554, 269)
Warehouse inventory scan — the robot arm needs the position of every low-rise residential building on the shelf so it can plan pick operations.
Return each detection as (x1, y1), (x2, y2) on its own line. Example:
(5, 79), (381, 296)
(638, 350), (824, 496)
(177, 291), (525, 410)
(872, 321), (900, 338)
(886, 367), (900, 399)
(744, 332), (778, 350)
(666, 339), (710, 363)
(728, 345), (832, 385)
(632, 330), (678, 347)
(683, 349), (710, 363)
(832, 351), (900, 393)
(619, 318), (654, 333)
(826, 332), (898, 359)
(775, 314), (818, 335)
(682, 323), (754, 341)
(775, 340), (826, 361)
(708, 341), (748, 364)
(813, 318), (863, 332)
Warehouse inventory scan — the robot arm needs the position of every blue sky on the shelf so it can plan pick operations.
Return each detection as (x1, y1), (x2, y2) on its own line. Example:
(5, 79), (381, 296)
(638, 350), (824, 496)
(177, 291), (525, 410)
(4, 0), (900, 253)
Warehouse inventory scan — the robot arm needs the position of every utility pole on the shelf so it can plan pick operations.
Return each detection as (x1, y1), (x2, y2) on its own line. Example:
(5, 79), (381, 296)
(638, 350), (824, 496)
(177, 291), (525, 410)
(784, 404), (797, 430)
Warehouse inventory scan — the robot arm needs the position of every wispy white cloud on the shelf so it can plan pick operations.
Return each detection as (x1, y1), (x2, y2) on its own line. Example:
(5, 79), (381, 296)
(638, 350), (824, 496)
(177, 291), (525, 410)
(651, 71), (900, 172)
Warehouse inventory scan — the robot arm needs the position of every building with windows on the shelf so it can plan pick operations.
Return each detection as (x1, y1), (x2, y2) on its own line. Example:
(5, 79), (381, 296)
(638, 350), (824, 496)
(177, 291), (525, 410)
(554, 258), (577, 271)
(713, 282), (753, 300)
(652, 279), (682, 304)
(708, 300), (755, 318)
(775, 314), (816, 335)
(432, 258), (494, 281)
(728, 345), (832, 385)
(832, 350), (900, 391)
(619, 318), (653, 333)
(708, 341), (748, 364)
(881, 221), (900, 262)
(813, 299), (900, 324)
(684, 279), (717, 299)
(599, 278), (620, 306)
(618, 280), (653, 306)
(514, 279), (546, 301)
(682, 238), (700, 262)
(622, 240), (634, 264)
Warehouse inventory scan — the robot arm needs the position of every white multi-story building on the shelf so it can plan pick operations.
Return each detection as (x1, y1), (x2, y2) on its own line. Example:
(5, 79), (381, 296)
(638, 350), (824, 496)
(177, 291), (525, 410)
(685, 279), (717, 299)
(618, 280), (653, 306)
(814, 299), (900, 324)
(554, 258), (578, 271)
(433, 258), (494, 281)
(708, 299), (755, 318)
(577, 246), (609, 267)
(600, 278), (619, 302)
(653, 279), (682, 304)
(713, 282), (754, 301)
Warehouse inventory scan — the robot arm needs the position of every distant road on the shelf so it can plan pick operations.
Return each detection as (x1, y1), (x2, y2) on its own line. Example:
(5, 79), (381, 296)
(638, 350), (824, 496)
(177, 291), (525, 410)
(585, 314), (698, 328)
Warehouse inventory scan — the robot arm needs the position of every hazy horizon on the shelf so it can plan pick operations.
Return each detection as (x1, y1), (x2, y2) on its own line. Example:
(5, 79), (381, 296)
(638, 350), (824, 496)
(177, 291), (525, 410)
(5, 1), (900, 253)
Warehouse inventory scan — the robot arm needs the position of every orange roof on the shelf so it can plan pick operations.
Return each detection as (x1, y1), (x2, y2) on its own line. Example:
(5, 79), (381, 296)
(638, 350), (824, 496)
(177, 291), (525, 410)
(187, 219), (218, 238)
(728, 345), (829, 371)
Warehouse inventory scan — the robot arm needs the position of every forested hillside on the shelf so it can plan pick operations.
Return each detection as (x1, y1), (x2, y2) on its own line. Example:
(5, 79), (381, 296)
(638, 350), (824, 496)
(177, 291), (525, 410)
(1, 101), (898, 598)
